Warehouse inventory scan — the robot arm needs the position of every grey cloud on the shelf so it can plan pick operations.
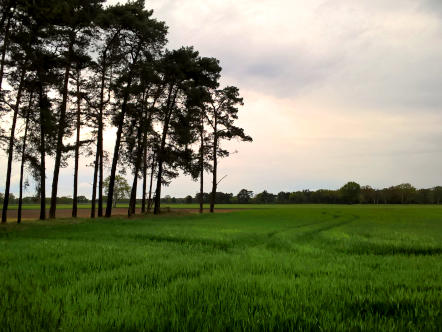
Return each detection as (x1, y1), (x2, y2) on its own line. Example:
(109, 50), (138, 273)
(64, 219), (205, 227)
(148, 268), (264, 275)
(420, 0), (442, 16)
(228, 56), (342, 96)
(153, 0), (442, 113)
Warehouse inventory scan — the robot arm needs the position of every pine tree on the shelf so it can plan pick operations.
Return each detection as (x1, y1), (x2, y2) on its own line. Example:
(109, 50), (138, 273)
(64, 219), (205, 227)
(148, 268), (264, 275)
(105, 1), (167, 217)
(206, 87), (252, 213)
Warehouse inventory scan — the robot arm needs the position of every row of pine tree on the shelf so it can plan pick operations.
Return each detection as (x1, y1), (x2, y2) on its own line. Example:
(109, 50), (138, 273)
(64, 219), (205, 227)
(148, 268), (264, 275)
(0, 0), (252, 223)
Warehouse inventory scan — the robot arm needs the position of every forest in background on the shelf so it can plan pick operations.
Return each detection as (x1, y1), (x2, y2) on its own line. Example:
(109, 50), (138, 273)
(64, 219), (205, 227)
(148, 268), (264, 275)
(2, 181), (441, 206)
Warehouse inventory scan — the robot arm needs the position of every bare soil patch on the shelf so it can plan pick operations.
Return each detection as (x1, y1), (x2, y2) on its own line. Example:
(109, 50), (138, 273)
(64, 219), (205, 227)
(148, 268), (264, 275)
(3, 207), (237, 222)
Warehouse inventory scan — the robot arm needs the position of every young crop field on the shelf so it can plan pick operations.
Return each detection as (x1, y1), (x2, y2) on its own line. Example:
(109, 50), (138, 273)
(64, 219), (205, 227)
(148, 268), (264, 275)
(0, 205), (441, 331)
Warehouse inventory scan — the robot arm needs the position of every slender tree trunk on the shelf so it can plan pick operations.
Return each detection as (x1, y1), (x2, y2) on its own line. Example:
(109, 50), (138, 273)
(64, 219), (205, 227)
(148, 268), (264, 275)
(128, 91), (150, 216)
(153, 158), (164, 215)
(90, 143), (99, 218)
(128, 172), (138, 217)
(128, 130), (143, 217)
(105, 80), (133, 217)
(98, 130), (104, 216)
(91, 63), (107, 218)
(98, 67), (109, 217)
(97, 29), (123, 216)
(1, 69), (25, 223)
(147, 153), (155, 212)
(18, 93), (33, 224)
(105, 111), (124, 217)
(72, 69), (81, 218)
(38, 83), (46, 221)
(106, 47), (141, 218)
(153, 88), (176, 215)
(141, 140), (148, 213)
(50, 42), (73, 219)
(199, 116), (204, 214)
(210, 116), (218, 213)
(199, 164), (204, 213)
(140, 90), (160, 214)
(105, 44), (142, 218)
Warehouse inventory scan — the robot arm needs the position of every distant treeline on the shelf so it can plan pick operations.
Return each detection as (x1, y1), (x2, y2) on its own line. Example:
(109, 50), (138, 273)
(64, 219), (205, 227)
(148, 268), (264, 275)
(2, 182), (441, 206)
(174, 182), (442, 205)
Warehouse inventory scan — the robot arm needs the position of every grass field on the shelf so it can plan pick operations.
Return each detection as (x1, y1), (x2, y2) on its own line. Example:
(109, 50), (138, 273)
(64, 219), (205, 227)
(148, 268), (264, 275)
(0, 205), (441, 331)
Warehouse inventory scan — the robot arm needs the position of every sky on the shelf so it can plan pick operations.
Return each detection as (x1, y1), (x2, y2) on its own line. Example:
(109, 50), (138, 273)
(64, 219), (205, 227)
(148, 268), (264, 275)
(1, 0), (442, 198)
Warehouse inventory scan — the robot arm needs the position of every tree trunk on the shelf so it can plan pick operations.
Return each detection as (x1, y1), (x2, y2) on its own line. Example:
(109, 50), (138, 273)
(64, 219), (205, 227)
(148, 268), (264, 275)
(18, 93), (33, 224)
(98, 130), (104, 217)
(72, 69), (81, 218)
(140, 90), (160, 214)
(90, 143), (99, 218)
(210, 116), (218, 213)
(98, 28), (123, 217)
(129, 91), (152, 216)
(199, 164), (204, 214)
(98, 68), (109, 218)
(38, 83), (46, 220)
(105, 79), (133, 217)
(128, 172), (138, 217)
(147, 153), (155, 212)
(199, 116), (204, 214)
(2, 69), (25, 223)
(153, 88), (176, 215)
(105, 108), (125, 217)
(105, 43), (142, 218)
(128, 129), (143, 217)
(153, 158), (163, 215)
(91, 58), (108, 218)
(141, 140), (148, 213)
(50, 41), (73, 219)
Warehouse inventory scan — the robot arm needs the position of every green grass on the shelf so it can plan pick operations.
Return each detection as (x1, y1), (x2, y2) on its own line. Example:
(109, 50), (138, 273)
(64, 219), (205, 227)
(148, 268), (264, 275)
(0, 205), (441, 331)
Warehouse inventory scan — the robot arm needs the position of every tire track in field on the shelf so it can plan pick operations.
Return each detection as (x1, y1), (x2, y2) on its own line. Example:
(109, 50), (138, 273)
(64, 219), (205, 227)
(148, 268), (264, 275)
(295, 215), (359, 242)
(266, 212), (358, 240)
(258, 214), (361, 253)
(130, 233), (232, 251)
(266, 220), (329, 238)
(229, 220), (328, 248)
(238, 213), (359, 252)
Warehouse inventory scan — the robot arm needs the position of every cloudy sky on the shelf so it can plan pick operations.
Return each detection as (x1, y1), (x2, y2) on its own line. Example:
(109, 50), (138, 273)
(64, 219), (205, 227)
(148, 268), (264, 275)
(2, 0), (442, 197)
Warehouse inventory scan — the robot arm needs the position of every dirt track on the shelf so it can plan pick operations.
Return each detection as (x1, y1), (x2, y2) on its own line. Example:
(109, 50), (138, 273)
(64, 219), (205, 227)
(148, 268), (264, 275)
(3, 207), (236, 222)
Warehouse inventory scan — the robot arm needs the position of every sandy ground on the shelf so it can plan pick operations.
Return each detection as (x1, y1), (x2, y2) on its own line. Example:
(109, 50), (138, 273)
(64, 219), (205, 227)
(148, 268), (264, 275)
(3, 207), (237, 222)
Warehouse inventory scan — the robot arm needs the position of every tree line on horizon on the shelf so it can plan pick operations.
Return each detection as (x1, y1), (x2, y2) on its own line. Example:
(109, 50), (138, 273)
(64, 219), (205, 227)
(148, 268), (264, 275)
(164, 182), (442, 205)
(0, 0), (252, 223)
(3, 181), (440, 206)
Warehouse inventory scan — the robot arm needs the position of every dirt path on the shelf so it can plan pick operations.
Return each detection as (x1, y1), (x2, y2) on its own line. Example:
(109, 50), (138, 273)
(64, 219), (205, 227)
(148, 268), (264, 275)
(3, 207), (237, 222)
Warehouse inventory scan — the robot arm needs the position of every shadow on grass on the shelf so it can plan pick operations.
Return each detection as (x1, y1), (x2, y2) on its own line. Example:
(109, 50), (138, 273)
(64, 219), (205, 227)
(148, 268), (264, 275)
(343, 243), (442, 256)
(130, 233), (232, 252)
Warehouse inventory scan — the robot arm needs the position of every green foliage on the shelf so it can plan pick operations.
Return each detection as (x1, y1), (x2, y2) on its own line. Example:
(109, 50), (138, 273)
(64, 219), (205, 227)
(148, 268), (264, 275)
(0, 205), (441, 330)
(339, 181), (361, 204)
(254, 190), (275, 204)
(237, 189), (253, 204)
(103, 175), (130, 207)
